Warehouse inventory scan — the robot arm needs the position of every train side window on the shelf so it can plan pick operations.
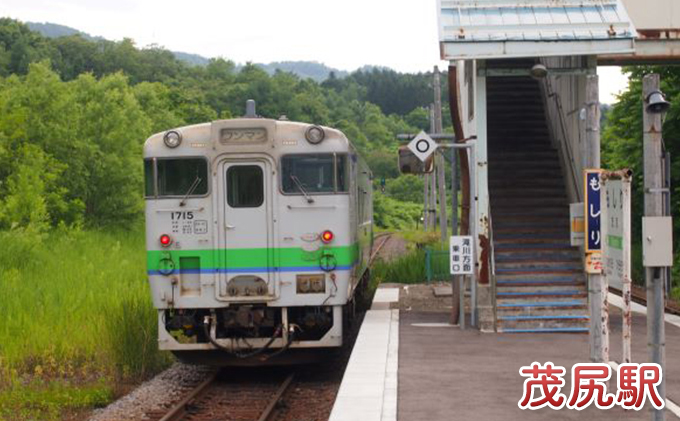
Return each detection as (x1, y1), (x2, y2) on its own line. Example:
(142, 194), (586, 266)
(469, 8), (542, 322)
(157, 158), (208, 197)
(144, 159), (155, 197)
(336, 155), (348, 193)
(227, 165), (264, 208)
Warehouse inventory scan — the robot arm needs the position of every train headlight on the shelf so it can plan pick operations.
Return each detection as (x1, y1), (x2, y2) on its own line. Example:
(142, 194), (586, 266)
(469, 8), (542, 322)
(305, 125), (325, 145)
(163, 131), (182, 148)
(321, 230), (334, 243)
(160, 234), (173, 247)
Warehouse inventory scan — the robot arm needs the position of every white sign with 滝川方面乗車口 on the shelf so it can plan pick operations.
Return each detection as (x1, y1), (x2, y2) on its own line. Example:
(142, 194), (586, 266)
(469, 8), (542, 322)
(450, 236), (473, 275)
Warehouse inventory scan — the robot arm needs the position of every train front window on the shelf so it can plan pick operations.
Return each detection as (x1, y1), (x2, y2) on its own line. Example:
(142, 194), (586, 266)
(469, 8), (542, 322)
(156, 158), (208, 197)
(282, 154), (347, 194)
(227, 165), (264, 208)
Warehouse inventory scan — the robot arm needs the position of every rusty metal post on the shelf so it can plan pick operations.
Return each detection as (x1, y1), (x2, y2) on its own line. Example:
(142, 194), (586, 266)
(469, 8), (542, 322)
(434, 67), (448, 244)
(448, 66), (470, 237)
(622, 176), (633, 365)
(601, 170), (633, 364)
(643, 74), (666, 421)
(451, 147), (460, 325)
(585, 74), (608, 363)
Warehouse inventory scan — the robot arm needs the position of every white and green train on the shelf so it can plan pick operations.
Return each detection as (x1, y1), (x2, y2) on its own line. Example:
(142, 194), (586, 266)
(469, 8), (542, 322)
(143, 101), (373, 364)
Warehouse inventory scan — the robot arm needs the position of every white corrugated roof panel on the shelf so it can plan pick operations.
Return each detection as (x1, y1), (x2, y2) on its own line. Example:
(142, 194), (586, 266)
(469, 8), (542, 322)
(439, 0), (637, 60)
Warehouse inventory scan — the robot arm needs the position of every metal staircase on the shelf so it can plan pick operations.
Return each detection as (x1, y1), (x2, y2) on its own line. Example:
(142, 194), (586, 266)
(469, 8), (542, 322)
(487, 75), (589, 333)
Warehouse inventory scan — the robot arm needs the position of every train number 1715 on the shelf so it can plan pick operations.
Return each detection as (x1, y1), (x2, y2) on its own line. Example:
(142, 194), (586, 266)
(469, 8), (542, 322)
(171, 211), (194, 220)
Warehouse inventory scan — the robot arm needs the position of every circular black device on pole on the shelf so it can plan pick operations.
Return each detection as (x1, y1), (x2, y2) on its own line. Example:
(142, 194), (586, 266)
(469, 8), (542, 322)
(416, 139), (430, 153)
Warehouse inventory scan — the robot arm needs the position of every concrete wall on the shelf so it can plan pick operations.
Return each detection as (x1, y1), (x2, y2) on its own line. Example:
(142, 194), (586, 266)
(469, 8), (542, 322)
(622, 0), (679, 31)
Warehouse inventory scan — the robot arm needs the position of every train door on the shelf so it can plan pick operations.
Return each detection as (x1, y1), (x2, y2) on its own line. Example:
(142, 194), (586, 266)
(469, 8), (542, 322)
(216, 159), (273, 300)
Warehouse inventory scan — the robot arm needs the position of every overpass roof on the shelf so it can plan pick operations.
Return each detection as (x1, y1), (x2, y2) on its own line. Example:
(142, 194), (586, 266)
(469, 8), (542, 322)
(438, 0), (637, 60)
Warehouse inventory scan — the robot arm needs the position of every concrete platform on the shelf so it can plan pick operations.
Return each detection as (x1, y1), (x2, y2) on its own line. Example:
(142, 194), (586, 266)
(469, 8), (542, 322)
(329, 287), (399, 421)
(330, 286), (680, 420)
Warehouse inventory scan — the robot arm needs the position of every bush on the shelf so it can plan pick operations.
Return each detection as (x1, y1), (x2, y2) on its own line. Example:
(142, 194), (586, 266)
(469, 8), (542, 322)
(373, 194), (422, 229)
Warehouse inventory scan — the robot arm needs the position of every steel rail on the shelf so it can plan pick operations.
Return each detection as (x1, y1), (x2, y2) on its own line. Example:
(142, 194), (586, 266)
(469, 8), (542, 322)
(159, 371), (218, 421)
(369, 233), (392, 265)
(257, 373), (295, 421)
(610, 286), (680, 317)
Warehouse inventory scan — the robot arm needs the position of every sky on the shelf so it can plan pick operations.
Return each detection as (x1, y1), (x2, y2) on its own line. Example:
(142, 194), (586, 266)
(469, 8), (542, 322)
(0, 0), (628, 103)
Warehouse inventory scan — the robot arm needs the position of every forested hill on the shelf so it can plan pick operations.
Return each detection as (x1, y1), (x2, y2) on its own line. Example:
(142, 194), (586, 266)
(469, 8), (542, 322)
(0, 17), (447, 230)
(27, 22), (349, 81)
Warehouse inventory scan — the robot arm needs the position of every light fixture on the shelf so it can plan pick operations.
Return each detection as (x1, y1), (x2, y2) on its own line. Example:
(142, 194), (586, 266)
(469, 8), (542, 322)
(530, 64), (548, 79)
(160, 234), (173, 247)
(163, 131), (182, 148)
(305, 125), (326, 145)
(646, 90), (671, 115)
(320, 230), (334, 243)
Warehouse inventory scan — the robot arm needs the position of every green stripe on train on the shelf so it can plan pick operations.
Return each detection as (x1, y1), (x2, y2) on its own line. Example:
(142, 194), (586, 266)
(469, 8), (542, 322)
(147, 244), (360, 271)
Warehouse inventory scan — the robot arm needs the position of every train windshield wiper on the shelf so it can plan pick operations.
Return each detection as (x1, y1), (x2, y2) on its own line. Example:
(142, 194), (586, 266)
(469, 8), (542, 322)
(179, 175), (202, 207)
(290, 175), (314, 203)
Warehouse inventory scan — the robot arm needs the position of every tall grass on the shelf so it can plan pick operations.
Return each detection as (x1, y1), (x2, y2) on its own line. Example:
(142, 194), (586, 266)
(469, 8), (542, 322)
(371, 232), (447, 286)
(371, 248), (427, 285)
(0, 228), (170, 389)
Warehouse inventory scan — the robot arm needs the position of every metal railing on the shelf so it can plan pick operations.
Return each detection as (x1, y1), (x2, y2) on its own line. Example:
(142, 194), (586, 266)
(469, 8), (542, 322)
(488, 209), (498, 332)
(540, 73), (583, 202)
(425, 248), (451, 283)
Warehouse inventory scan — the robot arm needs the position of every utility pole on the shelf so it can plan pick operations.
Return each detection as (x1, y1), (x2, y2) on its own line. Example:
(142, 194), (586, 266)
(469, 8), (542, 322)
(434, 67), (448, 244)
(643, 74), (666, 421)
(429, 105), (438, 231)
(423, 172), (430, 231)
(585, 74), (608, 363)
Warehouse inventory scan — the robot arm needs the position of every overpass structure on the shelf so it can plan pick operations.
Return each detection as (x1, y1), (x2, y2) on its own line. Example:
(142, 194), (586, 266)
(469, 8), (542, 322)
(437, 0), (680, 333)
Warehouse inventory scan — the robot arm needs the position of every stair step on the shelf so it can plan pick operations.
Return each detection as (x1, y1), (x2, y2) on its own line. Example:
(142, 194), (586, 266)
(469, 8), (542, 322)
(497, 285), (586, 294)
(496, 288), (586, 298)
(495, 239), (573, 247)
(493, 217), (570, 225)
(499, 315), (589, 321)
(490, 161), (561, 170)
(494, 232), (570, 240)
(491, 199), (568, 207)
(496, 273), (585, 283)
(498, 300), (587, 308)
(490, 179), (565, 187)
(497, 306), (588, 317)
(489, 150), (557, 157)
(496, 262), (582, 271)
(494, 237), (572, 245)
(492, 207), (569, 215)
(491, 195), (567, 203)
(498, 327), (589, 334)
(494, 256), (579, 265)
(497, 279), (585, 287)
(496, 268), (582, 276)
(497, 316), (589, 330)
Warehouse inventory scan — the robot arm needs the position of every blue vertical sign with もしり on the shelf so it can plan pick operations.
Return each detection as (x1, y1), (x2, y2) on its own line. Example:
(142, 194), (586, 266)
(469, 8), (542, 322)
(585, 170), (602, 252)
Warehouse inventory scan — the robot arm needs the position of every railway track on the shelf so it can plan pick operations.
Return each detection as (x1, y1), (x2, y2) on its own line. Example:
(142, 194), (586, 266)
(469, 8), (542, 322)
(152, 370), (295, 421)
(370, 232), (393, 265)
(137, 238), (395, 421)
(610, 284), (680, 316)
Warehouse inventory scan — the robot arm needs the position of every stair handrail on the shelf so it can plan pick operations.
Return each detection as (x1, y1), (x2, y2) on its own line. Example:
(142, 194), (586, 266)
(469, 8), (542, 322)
(488, 207), (498, 332)
(541, 75), (582, 203)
